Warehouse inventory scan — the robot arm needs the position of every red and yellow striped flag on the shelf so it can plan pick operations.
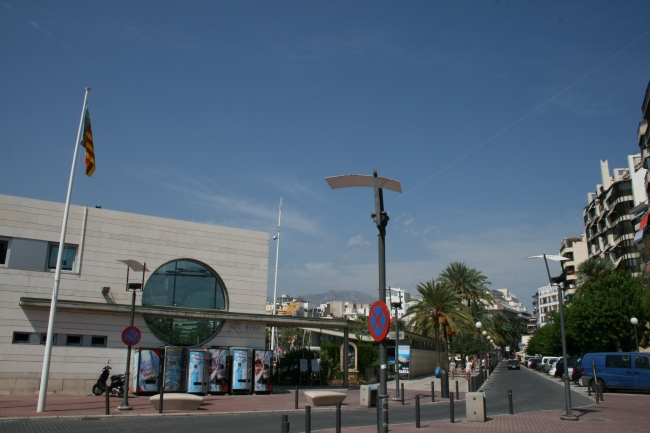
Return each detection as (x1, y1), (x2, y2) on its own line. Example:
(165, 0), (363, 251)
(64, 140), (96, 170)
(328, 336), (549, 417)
(81, 109), (95, 176)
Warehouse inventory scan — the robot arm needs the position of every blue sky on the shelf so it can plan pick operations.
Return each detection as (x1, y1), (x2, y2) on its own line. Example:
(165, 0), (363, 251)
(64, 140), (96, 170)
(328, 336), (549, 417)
(2, 1), (650, 311)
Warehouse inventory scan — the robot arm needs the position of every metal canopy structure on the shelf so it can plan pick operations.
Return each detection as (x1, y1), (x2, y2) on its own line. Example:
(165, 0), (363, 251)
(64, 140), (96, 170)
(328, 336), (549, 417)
(19, 297), (361, 330)
(325, 174), (402, 193)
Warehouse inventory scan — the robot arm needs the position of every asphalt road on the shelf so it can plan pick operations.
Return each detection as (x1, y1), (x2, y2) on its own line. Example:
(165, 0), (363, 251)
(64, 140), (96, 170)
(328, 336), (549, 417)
(0, 362), (594, 433)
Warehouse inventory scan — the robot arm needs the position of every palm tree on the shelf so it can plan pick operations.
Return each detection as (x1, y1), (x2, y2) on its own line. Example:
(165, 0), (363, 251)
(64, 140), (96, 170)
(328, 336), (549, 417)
(576, 257), (614, 285)
(405, 280), (471, 367)
(437, 262), (493, 307)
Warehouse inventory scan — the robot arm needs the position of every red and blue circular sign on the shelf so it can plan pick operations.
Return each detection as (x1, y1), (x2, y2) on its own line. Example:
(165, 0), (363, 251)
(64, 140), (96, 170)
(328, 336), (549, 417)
(121, 326), (141, 347)
(368, 301), (390, 342)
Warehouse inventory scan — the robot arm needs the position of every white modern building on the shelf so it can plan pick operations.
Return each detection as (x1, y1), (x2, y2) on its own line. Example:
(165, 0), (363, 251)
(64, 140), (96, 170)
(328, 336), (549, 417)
(0, 194), (358, 396)
(535, 284), (559, 326)
(583, 156), (646, 272)
(559, 234), (589, 299)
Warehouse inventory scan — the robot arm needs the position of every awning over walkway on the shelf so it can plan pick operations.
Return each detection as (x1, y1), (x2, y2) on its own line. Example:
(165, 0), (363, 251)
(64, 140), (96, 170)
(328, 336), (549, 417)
(19, 297), (361, 330)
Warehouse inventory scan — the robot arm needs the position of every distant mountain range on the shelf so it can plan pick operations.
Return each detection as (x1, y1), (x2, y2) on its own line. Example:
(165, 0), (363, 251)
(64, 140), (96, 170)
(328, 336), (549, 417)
(298, 290), (377, 306)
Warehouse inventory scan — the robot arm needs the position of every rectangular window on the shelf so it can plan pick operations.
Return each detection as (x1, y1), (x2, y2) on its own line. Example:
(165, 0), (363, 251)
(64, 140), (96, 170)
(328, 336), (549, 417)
(91, 336), (107, 347)
(66, 335), (83, 346)
(0, 238), (9, 265)
(40, 334), (57, 345)
(47, 243), (77, 271)
(605, 355), (632, 369)
(12, 332), (30, 344)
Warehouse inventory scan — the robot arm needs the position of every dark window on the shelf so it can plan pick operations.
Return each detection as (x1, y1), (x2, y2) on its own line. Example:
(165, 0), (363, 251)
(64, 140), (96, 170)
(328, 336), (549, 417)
(40, 334), (57, 345)
(12, 332), (30, 343)
(47, 243), (77, 271)
(66, 335), (82, 346)
(605, 355), (631, 369)
(0, 239), (8, 265)
(635, 356), (650, 370)
(91, 336), (107, 347)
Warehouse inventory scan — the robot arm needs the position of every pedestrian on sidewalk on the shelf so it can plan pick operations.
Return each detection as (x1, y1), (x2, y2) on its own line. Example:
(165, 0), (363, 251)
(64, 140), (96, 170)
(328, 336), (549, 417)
(449, 358), (456, 379)
(465, 358), (473, 381)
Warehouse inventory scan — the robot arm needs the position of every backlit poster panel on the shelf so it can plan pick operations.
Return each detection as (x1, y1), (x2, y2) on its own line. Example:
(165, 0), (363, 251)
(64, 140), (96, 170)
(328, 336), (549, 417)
(398, 345), (410, 375)
(209, 348), (230, 393)
(254, 350), (273, 393)
(138, 349), (161, 393)
(164, 346), (187, 392)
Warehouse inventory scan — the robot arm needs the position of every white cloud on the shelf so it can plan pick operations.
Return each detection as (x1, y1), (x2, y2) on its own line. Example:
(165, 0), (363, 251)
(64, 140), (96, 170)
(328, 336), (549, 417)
(347, 234), (370, 247)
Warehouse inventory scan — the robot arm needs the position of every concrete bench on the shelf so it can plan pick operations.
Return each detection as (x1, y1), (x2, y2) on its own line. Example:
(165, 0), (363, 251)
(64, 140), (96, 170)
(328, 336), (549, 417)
(303, 391), (347, 406)
(150, 393), (204, 411)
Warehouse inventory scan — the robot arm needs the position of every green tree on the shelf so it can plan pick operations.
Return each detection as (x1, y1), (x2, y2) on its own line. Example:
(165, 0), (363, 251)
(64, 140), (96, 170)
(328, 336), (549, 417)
(525, 312), (563, 355)
(437, 262), (493, 307)
(576, 257), (614, 285)
(405, 280), (471, 367)
(566, 270), (648, 352)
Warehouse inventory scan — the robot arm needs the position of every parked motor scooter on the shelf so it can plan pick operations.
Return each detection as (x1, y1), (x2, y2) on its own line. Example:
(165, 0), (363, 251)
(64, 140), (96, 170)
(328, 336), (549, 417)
(92, 360), (125, 398)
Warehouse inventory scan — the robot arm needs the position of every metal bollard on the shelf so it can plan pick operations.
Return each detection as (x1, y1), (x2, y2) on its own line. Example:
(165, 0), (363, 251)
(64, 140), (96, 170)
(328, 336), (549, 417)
(281, 414), (290, 433)
(431, 381), (435, 402)
(336, 402), (341, 433)
(305, 406), (311, 433)
(295, 384), (299, 410)
(508, 389), (513, 415)
(401, 383), (405, 405)
(455, 380), (459, 400)
(105, 386), (109, 415)
(159, 383), (164, 414)
(415, 394), (421, 428)
(449, 393), (454, 423)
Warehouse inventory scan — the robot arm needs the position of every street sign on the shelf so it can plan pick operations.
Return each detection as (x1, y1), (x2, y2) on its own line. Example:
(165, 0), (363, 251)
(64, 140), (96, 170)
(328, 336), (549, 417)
(368, 301), (390, 342)
(121, 326), (141, 346)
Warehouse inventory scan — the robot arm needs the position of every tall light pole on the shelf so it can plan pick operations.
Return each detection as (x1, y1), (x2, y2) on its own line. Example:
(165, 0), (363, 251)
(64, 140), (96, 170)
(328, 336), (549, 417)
(116, 260), (146, 411)
(326, 170), (401, 433)
(631, 317), (639, 352)
(475, 321), (482, 369)
(270, 198), (283, 354)
(528, 254), (578, 421)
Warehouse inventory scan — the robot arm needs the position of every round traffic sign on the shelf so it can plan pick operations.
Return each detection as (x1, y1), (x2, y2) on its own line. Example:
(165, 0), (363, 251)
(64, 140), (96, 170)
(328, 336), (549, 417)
(368, 301), (390, 342)
(121, 326), (141, 346)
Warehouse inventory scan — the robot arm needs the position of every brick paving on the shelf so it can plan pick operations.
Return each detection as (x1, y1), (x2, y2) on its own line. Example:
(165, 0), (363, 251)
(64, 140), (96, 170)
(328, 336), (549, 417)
(0, 387), (464, 419)
(316, 393), (650, 433)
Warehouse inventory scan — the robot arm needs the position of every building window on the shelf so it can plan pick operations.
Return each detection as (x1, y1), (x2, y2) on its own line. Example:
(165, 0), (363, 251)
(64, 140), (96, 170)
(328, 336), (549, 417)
(91, 336), (107, 347)
(12, 332), (30, 344)
(0, 238), (9, 266)
(66, 335), (82, 346)
(40, 334), (57, 345)
(47, 243), (77, 271)
(142, 259), (228, 347)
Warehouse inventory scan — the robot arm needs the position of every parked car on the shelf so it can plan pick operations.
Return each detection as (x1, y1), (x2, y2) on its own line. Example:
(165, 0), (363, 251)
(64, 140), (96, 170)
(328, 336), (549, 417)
(541, 357), (559, 374)
(548, 360), (558, 376)
(507, 360), (520, 370)
(571, 360), (582, 385)
(555, 356), (581, 378)
(529, 358), (540, 369)
(582, 352), (650, 392)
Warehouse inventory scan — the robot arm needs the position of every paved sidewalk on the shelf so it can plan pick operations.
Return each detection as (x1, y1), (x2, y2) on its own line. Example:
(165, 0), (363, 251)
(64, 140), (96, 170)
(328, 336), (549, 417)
(0, 372), (476, 419)
(315, 393), (650, 433)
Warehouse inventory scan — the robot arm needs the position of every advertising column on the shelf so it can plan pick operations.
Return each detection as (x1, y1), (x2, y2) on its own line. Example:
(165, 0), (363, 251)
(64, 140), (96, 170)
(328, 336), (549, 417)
(136, 348), (162, 395)
(164, 347), (187, 392)
(398, 345), (411, 379)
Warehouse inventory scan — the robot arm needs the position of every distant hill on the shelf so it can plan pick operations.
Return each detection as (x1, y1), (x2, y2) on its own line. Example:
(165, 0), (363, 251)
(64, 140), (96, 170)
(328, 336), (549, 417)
(299, 290), (377, 306)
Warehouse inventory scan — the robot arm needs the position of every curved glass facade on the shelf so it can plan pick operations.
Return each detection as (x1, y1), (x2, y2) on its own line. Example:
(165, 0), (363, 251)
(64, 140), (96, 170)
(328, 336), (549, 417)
(142, 259), (228, 346)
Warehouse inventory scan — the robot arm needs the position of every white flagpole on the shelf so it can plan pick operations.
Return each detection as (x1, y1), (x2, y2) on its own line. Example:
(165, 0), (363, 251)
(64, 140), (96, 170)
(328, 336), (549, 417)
(270, 198), (282, 353)
(37, 87), (91, 412)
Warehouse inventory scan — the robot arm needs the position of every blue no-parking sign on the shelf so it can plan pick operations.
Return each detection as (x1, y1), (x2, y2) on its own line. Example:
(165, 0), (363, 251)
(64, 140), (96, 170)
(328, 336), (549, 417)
(368, 301), (390, 342)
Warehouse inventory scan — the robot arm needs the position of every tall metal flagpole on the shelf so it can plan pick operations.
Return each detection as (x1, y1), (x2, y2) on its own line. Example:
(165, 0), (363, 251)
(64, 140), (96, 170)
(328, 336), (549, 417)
(37, 87), (91, 413)
(270, 198), (282, 353)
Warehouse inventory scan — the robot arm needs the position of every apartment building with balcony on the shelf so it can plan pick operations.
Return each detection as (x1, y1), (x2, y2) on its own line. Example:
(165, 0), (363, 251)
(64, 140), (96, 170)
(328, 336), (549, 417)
(536, 284), (559, 326)
(559, 235), (589, 299)
(633, 81), (650, 272)
(582, 156), (646, 272)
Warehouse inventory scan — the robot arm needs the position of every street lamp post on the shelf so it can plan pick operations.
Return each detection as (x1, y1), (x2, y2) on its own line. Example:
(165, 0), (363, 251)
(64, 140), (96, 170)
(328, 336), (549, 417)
(481, 331), (489, 367)
(116, 260), (147, 411)
(326, 170), (401, 433)
(528, 254), (578, 421)
(631, 317), (639, 352)
(475, 321), (482, 370)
